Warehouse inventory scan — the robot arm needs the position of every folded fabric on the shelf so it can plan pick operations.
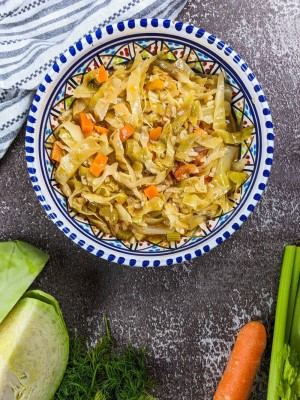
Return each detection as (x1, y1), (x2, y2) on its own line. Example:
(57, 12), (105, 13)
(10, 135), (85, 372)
(0, 0), (187, 159)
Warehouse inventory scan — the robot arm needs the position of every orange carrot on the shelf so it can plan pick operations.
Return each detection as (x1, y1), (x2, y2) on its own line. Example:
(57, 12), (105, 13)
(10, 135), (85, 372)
(50, 142), (64, 162)
(174, 164), (198, 181)
(97, 64), (108, 84)
(144, 185), (159, 199)
(204, 176), (212, 184)
(94, 125), (109, 135)
(149, 126), (162, 141)
(89, 152), (108, 177)
(79, 112), (94, 137)
(145, 79), (165, 91)
(195, 155), (204, 166)
(214, 321), (267, 400)
(120, 124), (135, 142)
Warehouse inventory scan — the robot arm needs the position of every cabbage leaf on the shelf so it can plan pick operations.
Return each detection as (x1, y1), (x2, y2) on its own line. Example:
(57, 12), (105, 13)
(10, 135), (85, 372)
(0, 241), (49, 324)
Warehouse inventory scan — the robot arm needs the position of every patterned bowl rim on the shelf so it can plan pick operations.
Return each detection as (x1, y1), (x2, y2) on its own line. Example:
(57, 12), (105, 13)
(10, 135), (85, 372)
(25, 18), (274, 267)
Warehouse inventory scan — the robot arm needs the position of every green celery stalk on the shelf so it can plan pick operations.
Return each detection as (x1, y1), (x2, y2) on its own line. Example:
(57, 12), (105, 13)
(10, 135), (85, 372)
(267, 245), (297, 400)
(286, 247), (300, 343)
(289, 248), (300, 350)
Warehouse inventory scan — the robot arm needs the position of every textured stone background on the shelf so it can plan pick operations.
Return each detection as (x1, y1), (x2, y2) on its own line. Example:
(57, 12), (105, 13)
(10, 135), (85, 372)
(0, 0), (299, 398)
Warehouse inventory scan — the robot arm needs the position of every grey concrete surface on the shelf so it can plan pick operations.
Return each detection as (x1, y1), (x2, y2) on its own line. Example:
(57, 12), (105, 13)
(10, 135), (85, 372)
(0, 0), (299, 398)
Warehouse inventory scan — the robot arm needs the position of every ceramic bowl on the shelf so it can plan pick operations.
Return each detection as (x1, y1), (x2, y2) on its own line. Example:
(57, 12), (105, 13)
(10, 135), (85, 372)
(26, 19), (274, 267)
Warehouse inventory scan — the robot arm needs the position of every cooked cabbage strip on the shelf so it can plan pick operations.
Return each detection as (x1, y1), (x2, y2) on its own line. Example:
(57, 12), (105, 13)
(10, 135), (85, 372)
(55, 137), (101, 184)
(213, 72), (226, 130)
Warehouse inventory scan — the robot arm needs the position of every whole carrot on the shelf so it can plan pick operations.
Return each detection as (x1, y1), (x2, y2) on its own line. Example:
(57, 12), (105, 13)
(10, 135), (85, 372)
(214, 321), (267, 400)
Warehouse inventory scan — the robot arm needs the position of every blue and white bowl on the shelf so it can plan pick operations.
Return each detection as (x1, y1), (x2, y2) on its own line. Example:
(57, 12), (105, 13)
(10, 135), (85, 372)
(26, 19), (274, 267)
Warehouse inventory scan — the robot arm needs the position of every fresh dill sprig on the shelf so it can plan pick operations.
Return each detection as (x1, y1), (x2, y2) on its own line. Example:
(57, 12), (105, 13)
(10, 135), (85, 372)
(55, 316), (157, 400)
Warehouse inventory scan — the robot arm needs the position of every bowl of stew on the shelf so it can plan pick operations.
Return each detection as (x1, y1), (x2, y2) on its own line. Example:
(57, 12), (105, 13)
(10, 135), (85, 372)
(26, 19), (274, 266)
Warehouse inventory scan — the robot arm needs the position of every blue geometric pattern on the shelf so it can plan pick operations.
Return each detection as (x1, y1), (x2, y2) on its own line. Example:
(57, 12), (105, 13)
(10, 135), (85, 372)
(25, 19), (274, 267)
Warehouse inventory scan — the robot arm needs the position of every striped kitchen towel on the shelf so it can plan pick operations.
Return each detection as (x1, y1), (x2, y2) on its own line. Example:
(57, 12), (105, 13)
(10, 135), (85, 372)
(0, 0), (187, 159)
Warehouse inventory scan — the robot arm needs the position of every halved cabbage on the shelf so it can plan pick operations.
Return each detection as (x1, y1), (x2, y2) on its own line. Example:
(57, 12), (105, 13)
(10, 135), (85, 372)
(0, 290), (69, 400)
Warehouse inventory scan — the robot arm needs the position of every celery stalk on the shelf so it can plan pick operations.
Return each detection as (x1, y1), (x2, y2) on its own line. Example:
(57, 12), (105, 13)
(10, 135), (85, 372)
(267, 246), (297, 400)
(167, 232), (181, 242)
(289, 247), (300, 350)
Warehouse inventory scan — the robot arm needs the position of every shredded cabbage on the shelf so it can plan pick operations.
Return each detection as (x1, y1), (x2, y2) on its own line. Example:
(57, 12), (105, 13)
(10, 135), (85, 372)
(50, 53), (253, 242)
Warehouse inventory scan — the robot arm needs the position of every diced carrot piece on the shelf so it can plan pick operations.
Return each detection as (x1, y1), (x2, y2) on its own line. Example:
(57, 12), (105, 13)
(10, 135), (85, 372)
(204, 176), (212, 184)
(174, 164), (198, 181)
(120, 124), (135, 142)
(145, 79), (165, 91)
(50, 142), (64, 163)
(79, 112), (94, 137)
(93, 152), (108, 165)
(89, 152), (108, 177)
(144, 185), (159, 199)
(94, 125), (109, 134)
(89, 164), (103, 177)
(97, 64), (108, 84)
(195, 155), (203, 166)
(149, 126), (162, 141)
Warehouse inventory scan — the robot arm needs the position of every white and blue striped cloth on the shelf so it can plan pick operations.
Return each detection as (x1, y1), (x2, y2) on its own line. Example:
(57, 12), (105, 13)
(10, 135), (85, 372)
(0, 0), (187, 159)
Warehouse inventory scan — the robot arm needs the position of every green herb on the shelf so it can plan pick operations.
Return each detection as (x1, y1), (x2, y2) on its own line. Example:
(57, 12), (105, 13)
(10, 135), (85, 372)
(277, 345), (300, 399)
(55, 316), (157, 400)
(267, 245), (300, 399)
